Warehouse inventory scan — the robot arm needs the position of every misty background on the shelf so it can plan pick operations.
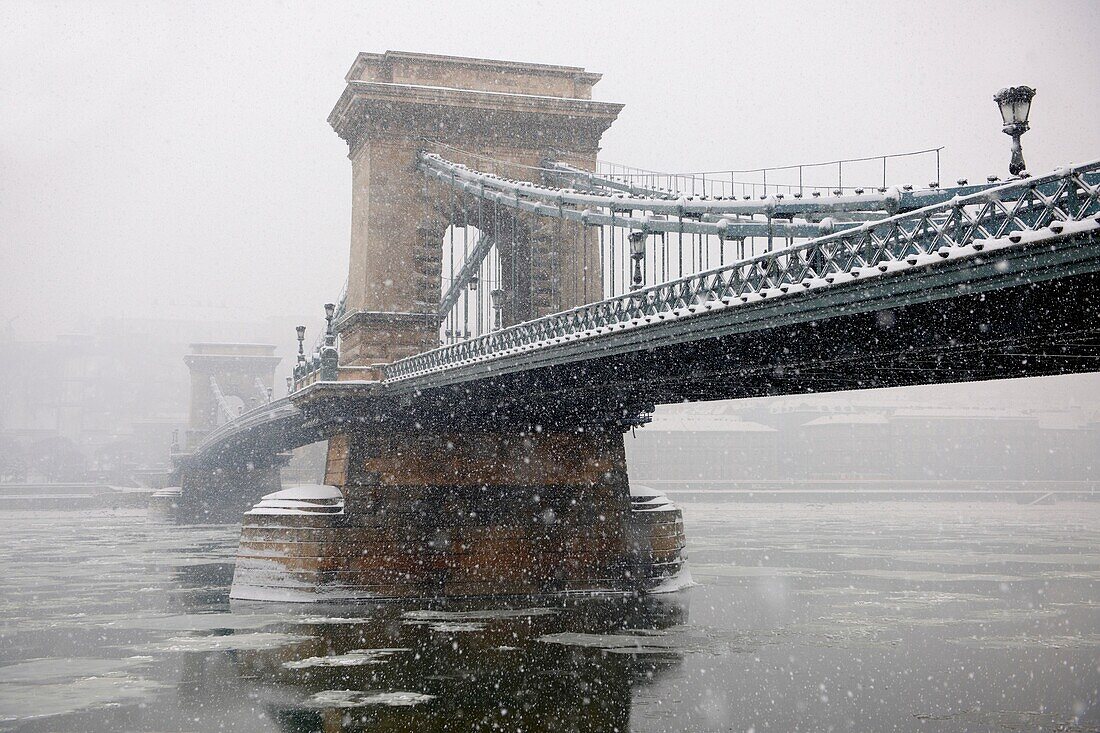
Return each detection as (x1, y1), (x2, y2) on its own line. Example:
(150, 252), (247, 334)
(2, 1), (1099, 487)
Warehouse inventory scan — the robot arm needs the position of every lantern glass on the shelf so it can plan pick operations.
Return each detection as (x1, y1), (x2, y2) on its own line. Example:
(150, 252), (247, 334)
(994, 86), (1035, 126)
(629, 232), (647, 257)
(324, 303), (335, 319)
(295, 325), (306, 338)
(1012, 97), (1031, 125)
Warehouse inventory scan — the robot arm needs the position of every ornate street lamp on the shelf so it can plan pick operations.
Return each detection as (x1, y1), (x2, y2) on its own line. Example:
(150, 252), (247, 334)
(323, 303), (336, 344)
(629, 230), (647, 290)
(320, 304), (339, 381)
(993, 86), (1036, 176)
(295, 325), (306, 365)
(490, 288), (505, 330)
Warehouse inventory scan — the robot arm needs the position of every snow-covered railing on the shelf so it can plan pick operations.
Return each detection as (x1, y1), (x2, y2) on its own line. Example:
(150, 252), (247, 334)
(384, 160), (1100, 383)
(190, 396), (299, 459)
(590, 147), (946, 199)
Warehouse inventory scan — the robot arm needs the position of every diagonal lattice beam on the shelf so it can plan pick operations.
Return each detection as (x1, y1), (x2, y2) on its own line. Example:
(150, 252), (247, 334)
(438, 231), (498, 322)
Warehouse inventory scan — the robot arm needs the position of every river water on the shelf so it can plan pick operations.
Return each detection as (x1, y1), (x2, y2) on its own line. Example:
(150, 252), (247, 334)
(1, 500), (1097, 732)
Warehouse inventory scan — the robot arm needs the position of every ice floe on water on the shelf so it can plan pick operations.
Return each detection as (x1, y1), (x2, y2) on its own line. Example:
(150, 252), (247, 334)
(0, 676), (169, 723)
(823, 605), (1065, 629)
(538, 625), (734, 656)
(540, 620), (905, 656)
(795, 546), (1100, 568)
(851, 590), (999, 609)
(413, 621), (486, 632)
(290, 615), (381, 625)
(402, 608), (558, 621)
(538, 630), (682, 655)
(97, 612), (288, 632)
(690, 563), (828, 579)
(795, 586), (883, 598)
(947, 633), (1100, 650)
(0, 656), (151, 684)
(914, 708), (1099, 731)
(847, 569), (1023, 583)
(755, 619), (902, 650)
(0, 658), (166, 723)
(401, 607), (558, 633)
(136, 631), (312, 653)
(302, 689), (436, 708)
(282, 648), (409, 668)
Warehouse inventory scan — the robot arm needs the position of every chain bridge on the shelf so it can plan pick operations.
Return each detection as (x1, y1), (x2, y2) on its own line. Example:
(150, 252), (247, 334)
(171, 51), (1100, 602)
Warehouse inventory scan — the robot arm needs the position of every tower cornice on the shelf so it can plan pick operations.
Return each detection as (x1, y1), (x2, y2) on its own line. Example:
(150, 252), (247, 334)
(328, 81), (623, 155)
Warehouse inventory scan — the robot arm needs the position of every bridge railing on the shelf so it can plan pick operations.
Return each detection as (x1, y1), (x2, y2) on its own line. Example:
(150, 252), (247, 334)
(384, 161), (1100, 382)
(550, 145), (946, 200)
(189, 395), (299, 459)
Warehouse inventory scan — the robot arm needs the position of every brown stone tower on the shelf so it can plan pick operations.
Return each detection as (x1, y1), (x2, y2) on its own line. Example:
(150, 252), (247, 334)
(327, 51), (622, 374)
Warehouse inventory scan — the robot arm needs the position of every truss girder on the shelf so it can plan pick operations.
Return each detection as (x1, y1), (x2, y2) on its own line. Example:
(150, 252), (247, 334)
(437, 232), (498, 321)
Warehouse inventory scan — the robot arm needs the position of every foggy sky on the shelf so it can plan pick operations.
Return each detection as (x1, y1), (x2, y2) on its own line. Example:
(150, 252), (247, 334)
(2, 0), (1099, 346)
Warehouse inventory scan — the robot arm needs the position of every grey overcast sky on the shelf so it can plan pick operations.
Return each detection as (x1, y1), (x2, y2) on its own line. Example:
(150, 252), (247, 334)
(2, 0), (1099, 341)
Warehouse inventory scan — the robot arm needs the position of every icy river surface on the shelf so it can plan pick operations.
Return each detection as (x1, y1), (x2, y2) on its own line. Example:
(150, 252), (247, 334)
(1, 500), (1098, 732)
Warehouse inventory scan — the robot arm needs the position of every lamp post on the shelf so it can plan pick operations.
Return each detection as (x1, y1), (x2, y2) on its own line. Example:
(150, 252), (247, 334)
(295, 325), (306, 365)
(629, 230), (647, 290)
(490, 288), (505, 330)
(323, 303), (336, 345)
(994, 86), (1036, 176)
(320, 303), (339, 381)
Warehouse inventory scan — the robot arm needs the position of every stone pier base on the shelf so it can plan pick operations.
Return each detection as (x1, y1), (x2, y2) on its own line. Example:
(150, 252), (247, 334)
(230, 427), (687, 601)
(173, 462), (284, 524)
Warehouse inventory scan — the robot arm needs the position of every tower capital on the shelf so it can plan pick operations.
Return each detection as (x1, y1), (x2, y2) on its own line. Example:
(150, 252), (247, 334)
(328, 50), (622, 156)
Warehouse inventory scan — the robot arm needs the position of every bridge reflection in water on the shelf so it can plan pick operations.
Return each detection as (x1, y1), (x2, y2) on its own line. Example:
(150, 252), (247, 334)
(186, 595), (688, 733)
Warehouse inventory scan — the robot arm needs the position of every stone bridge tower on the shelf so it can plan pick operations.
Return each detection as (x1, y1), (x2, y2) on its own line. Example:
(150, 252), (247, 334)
(327, 51), (623, 375)
(174, 343), (283, 519)
(183, 343), (281, 450)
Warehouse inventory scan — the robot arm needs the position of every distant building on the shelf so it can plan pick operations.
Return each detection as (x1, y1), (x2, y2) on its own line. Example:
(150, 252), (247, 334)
(0, 314), (316, 485)
(626, 397), (1100, 487)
